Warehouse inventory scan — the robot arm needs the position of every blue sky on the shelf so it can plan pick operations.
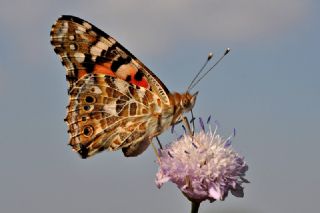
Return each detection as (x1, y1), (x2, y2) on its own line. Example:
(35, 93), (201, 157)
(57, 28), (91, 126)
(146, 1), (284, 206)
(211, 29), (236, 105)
(1, 0), (319, 212)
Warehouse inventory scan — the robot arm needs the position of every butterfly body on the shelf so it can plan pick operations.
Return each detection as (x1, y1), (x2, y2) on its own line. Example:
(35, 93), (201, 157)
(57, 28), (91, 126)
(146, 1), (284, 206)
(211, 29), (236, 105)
(51, 15), (197, 158)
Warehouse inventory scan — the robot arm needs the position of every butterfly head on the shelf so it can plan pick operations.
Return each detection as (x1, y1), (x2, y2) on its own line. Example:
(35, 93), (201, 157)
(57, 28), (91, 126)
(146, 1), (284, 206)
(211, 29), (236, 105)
(181, 91), (198, 112)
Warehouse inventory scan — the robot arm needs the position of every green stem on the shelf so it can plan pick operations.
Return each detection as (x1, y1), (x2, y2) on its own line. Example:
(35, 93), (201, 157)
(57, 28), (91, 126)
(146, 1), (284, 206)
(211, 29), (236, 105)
(191, 201), (200, 213)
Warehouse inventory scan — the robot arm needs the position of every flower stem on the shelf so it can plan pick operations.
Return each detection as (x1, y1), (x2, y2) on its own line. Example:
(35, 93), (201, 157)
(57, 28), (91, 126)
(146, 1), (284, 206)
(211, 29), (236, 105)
(191, 201), (200, 213)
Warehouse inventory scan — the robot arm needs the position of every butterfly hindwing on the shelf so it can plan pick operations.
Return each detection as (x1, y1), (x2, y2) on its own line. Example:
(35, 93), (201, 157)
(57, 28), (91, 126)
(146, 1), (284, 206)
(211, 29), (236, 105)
(50, 15), (170, 104)
(66, 74), (165, 158)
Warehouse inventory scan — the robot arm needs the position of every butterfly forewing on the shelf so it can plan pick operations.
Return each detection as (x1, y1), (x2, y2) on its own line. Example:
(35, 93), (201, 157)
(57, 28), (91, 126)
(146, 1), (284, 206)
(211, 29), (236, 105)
(50, 15), (170, 104)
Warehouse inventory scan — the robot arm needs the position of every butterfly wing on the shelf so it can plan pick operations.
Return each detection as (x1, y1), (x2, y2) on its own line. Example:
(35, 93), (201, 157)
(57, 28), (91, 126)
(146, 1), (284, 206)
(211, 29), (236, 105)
(66, 74), (164, 158)
(50, 15), (170, 104)
(50, 15), (173, 158)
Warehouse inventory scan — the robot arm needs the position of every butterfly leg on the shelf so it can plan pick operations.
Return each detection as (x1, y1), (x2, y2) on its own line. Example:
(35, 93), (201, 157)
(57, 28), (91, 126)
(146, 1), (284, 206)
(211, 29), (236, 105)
(156, 136), (163, 149)
(190, 109), (196, 135)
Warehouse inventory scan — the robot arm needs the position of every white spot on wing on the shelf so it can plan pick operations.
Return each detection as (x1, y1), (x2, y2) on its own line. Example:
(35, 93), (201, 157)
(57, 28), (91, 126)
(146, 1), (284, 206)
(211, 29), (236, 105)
(83, 22), (92, 30)
(136, 89), (146, 100)
(90, 86), (102, 94)
(69, 35), (75, 40)
(91, 55), (97, 61)
(77, 25), (86, 32)
(70, 44), (76, 50)
(90, 45), (103, 56)
(74, 52), (85, 63)
(131, 60), (140, 68)
(96, 41), (109, 50)
(117, 64), (135, 79)
(114, 78), (129, 94)
(103, 100), (117, 115)
(75, 30), (83, 34)
(100, 37), (116, 46)
(88, 30), (97, 37)
(63, 21), (68, 28)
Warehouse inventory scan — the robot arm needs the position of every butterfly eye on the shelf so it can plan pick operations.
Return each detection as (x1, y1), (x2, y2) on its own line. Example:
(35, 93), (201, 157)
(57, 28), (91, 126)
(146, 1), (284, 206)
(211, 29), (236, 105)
(83, 125), (94, 137)
(182, 99), (189, 108)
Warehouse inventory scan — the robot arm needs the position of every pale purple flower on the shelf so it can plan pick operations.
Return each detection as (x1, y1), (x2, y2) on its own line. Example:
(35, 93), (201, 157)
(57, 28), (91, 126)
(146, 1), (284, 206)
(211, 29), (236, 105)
(155, 126), (249, 203)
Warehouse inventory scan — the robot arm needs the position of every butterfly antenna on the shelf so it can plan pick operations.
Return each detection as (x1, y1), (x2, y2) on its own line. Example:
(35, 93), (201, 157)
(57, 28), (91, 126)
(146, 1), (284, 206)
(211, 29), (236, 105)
(189, 48), (230, 91)
(187, 52), (214, 92)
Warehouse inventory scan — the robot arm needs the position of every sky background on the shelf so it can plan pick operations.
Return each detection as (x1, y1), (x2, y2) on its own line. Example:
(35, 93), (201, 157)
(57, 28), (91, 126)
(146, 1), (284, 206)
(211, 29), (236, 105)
(1, 0), (319, 212)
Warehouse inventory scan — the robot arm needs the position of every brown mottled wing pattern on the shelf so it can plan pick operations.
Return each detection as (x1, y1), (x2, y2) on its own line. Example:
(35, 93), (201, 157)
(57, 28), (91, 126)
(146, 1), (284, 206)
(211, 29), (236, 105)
(50, 15), (170, 104)
(66, 74), (167, 158)
(50, 15), (175, 158)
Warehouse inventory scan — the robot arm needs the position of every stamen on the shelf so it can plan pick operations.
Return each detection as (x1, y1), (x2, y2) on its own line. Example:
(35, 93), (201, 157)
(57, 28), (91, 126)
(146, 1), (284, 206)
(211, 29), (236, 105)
(241, 177), (250, 183)
(190, 117), (196, 124)
(184, 150), (190, 154)
(207, 115), (212, 124)
(177, 135), (184, 140)
(182, 125), (186, 134)
(168, 151), (174, 158)
(192, 142), (198, 149)
(185, 175), (192, 189)
(200, 159), (207, 168)
(225, 139), (232, 147)
(199, 117), (205, 131)
(171, 125), (175, 134)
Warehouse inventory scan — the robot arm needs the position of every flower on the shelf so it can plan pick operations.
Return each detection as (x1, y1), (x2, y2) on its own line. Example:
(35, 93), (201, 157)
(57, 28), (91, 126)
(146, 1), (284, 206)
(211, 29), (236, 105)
(155, 123), (249, 203)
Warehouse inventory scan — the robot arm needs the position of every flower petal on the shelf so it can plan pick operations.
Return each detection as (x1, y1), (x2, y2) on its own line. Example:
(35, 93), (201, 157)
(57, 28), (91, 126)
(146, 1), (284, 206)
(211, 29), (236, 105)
(209, 186), (222, 200)
(155, 171), (170, 188)
(231, 185), (244, 197)
(199, 117), (205, 131)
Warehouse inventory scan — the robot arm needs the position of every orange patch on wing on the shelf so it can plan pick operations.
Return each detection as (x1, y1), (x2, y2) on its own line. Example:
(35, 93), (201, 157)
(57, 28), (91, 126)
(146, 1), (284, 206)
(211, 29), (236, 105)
(78, 70), (88, 79)
(93, 63), (116, 77)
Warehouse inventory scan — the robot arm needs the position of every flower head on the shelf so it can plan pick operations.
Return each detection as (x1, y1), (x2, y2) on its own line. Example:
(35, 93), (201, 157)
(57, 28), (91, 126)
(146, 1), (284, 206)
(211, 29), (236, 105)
(156, 124), (249, 203)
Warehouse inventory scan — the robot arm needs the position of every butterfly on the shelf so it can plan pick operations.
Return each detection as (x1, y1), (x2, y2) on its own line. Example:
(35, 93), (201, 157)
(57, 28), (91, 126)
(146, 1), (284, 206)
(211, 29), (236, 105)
(50, 15), (198, 158)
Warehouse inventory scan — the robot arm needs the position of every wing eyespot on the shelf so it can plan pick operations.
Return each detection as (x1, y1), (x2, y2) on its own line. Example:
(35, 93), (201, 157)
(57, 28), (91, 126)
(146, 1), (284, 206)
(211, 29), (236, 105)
(83, 105), (93, 111)
(85, 95), (96, 104)
(83, 125), (94, 137)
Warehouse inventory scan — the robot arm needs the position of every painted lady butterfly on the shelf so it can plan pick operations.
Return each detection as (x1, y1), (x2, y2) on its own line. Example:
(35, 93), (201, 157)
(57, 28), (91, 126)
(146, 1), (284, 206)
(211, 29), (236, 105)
(50, 15), (197, 158)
